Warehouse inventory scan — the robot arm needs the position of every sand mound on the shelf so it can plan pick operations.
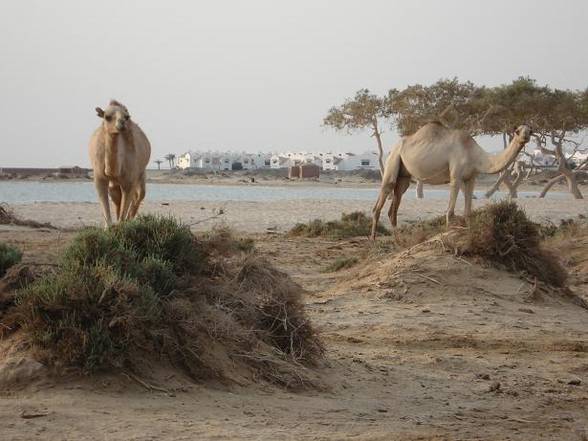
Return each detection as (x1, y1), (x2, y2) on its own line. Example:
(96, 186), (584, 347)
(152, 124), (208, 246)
(351, 232), (586, 310)
(0, 216), (324, 391)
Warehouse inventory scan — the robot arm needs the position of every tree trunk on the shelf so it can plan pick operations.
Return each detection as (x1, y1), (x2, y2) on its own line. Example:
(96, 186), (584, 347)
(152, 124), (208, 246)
(372, 121), (385, 178)
(538, 134), (584, 199)
(416, 180), (424, 199)
(539, 174), (563, 198)
(540, 170), (583, 199)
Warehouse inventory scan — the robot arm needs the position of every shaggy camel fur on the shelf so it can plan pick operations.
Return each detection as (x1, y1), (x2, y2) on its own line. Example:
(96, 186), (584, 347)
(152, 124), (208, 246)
(371, 122), (532, 238)
(89, 100), (151, 227)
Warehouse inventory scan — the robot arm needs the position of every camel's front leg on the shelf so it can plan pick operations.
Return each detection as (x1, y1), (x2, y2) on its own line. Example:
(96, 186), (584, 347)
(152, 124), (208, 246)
(128, 176), (146, 220)
(371, 184), (392, 239)
(94, 178), (113, 228)
(119, 187), (135, 222)
(446, 178), (461, 227)
(108, 184), (122, 221)
(463, 179), (476, 219)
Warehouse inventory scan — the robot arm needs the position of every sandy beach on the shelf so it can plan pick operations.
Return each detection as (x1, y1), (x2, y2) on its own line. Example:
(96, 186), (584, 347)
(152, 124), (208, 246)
(8, 194), (588, 233)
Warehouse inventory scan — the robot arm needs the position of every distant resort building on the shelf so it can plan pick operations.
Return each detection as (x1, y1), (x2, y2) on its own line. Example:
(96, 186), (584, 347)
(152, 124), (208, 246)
(177, 151), (272, 171)
(177, 149), (379, 172)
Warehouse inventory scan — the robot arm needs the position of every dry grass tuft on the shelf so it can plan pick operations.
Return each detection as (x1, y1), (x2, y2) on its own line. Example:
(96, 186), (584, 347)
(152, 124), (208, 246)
(450, 201), (567, 287)
(1, 215), (322, 389)
(323, 256), (359, 273)
(290, 211), (389, 239)
(392, 215), (447, 249)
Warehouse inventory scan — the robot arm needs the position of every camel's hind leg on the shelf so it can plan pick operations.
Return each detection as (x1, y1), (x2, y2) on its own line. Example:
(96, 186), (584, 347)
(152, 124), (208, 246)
(108, 183), (122, 221)
(371, 183), (393, 239)
(94, 178), (113, 228)
(446, 177), (462, 226)
(387, 177), (411, 228)
(463, 178), (476, 219)
(128, 177), (146, 220)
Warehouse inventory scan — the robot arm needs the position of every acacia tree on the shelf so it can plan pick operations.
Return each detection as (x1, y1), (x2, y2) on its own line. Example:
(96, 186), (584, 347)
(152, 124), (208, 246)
(323, 89), (391, 175)
(387, 78), (488, 136)
(154, 159), (163, 170)
(534, 88), (588, 199)
(386, 78), (489, 197)
(480, 77), (552, 199)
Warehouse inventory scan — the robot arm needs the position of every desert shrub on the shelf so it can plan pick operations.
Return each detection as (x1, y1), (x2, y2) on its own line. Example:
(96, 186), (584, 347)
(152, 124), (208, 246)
(538, 217), (587, 240)
(323, 256), (359, 273)
(290, 211), (389, 239)
(458, 201), (567, 287)
(12, 215), (199, 370)
(0, 243), (22, 277)
(4, 215), (321, 388)
(235, 256), (323, 365)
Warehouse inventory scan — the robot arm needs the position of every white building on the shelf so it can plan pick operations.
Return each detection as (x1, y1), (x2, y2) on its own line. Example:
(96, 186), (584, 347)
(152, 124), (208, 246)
(270, 154), (293, 169)
(177, 151), (202, 170)
(178, 149), (381, 171)
(322, 152), (353, 170)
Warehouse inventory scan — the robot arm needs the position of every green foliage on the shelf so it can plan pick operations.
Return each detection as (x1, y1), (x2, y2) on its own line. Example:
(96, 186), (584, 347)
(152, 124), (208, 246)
(323, 256), (359, 273)
(384, 76), (588, 138)
(0, 243), (23, 277)
(323, 88), (390, 133)
(387, 78), (488, 136)
(13, 215), (204, 371)
(290, 211), (389, 239)
(5, 216), (322, 388)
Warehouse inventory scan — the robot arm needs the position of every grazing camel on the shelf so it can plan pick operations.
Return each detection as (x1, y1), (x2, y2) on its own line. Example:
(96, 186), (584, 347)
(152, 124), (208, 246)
(89, 100), (151, 227)
(371, 122), (532, 238)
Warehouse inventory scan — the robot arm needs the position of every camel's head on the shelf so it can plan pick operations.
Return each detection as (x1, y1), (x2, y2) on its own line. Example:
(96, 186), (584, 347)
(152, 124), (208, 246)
(513, 124), (532, 145)
(95, 100), (131, 134)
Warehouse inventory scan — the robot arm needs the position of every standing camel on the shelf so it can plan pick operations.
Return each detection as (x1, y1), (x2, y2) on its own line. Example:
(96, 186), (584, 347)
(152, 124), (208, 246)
(371, 122), (531, 238)
(89, 100), (151, 227)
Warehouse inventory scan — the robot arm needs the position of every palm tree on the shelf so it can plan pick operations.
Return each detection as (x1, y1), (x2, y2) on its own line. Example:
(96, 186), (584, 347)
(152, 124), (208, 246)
(164, 153), (176, 169)
(154, 159), (163, 170)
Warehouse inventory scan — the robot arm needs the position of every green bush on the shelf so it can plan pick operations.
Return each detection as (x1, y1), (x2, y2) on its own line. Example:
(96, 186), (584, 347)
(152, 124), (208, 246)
(5, 215), (322, 388)
(13, 215), (204, 371)
(0, 243), (22, 277)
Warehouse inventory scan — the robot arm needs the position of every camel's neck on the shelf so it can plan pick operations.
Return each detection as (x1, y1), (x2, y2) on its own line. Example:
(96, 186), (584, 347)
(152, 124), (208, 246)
(479, 136), (526, 174)
(104, 126), (134, 178)
(104, 132), (120, 178)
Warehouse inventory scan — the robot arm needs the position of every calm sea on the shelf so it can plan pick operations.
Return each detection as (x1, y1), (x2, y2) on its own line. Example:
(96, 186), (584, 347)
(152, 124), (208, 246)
(0, 181), (558, 204)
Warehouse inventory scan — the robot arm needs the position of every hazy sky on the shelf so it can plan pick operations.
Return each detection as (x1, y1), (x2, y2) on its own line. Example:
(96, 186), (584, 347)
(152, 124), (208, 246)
(1, 0), (587, 167)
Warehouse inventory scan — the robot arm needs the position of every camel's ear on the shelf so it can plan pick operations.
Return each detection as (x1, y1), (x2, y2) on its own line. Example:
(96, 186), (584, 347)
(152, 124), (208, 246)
(95, 107), (104, 118)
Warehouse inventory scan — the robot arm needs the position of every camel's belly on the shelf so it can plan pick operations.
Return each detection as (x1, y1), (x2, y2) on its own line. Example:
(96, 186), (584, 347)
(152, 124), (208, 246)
(403, 161), (450, 185)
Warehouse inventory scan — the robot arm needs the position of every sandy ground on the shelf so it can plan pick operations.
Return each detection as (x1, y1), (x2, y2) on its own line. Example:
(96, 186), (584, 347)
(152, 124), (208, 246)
(8, 195), (588, 233)
(0, 216), (587, 440)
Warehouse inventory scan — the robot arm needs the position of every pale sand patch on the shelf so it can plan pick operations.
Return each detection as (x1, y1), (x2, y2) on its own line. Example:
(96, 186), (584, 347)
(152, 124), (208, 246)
(9, 196), (588, 233)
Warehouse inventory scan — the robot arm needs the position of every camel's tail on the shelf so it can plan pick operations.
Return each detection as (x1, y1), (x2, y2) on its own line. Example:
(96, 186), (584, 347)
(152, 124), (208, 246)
(381, 147), (402, 188)
(372, 147), (402, 213)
